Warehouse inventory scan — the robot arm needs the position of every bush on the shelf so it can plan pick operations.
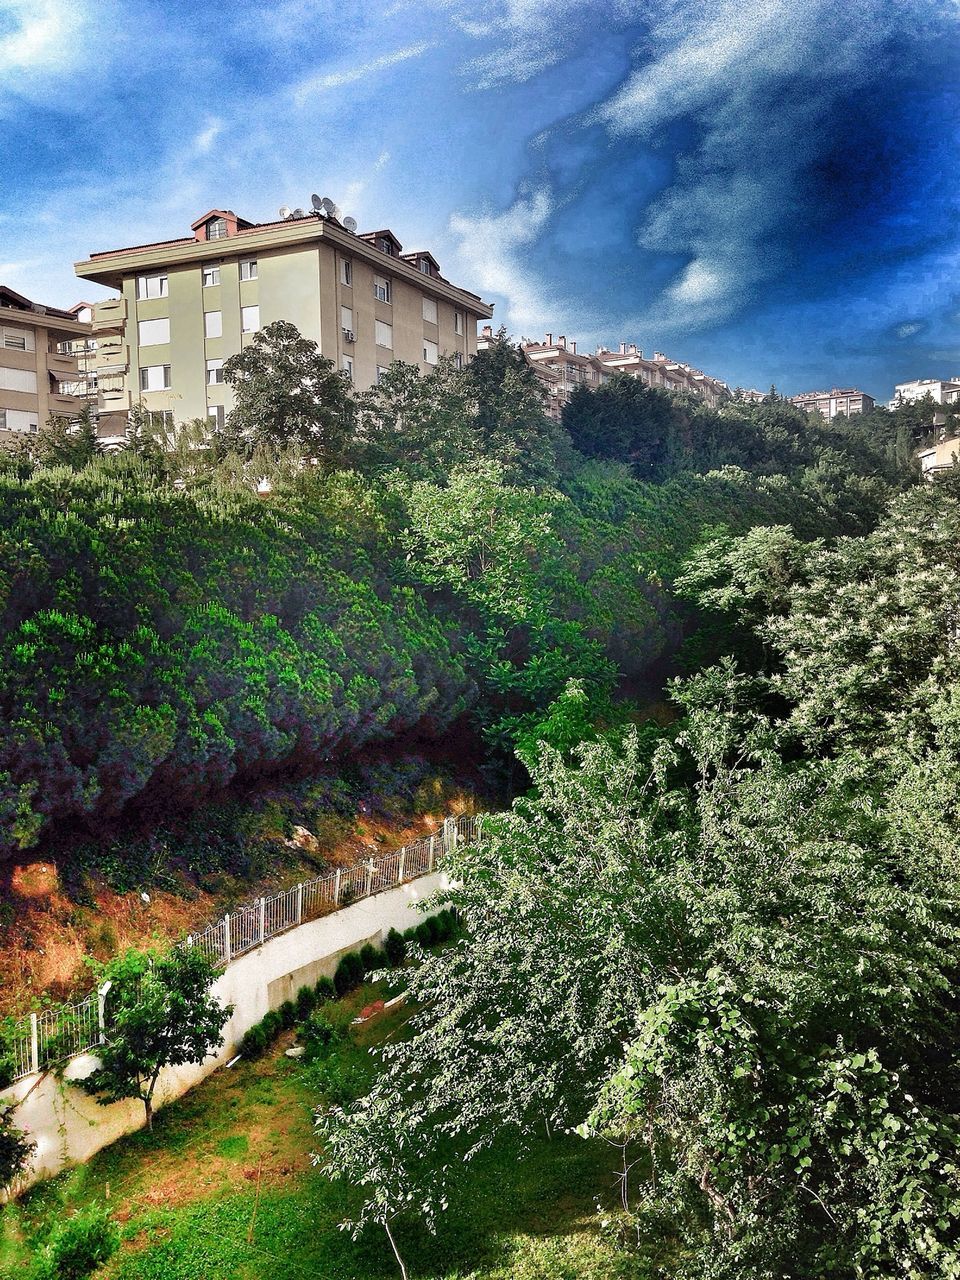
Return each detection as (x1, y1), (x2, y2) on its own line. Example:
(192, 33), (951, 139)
(333, 952), (365, 997)
(32, 1203), (118, 1280)
(238, 1023), (268, 1059)
(402, 926), (418, 943)
(314, 976), (336, 1004)
(295, 984), (317, 1020)
(359, 943), (385, 974)
(278, 1000), (297, 1030)
(300, 1009), (344, 1060)
(414, 921), (433, 947)
(384, 928), (406, 967)
(0, 1101), (34, 1191)
(261, 1010), (281, 1041)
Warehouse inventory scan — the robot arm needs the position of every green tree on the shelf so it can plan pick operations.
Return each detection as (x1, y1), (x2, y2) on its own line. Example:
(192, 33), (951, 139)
(0, 1101), (34, 1191)
(221, 320), (354, 465)
(80, 947), (232, 1129)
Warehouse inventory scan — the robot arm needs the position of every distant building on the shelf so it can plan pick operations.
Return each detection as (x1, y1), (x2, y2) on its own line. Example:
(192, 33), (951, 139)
(735, 388), (767, 404)
(75, 207), (493, 432)
(789, 387), (875, 419)
(890, 378), (960, 409)
(478, 326), (731, 421)
(0, 285), (93, 442)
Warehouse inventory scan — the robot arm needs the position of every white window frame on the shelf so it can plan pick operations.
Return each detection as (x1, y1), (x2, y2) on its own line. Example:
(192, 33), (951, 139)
(139, 364), (171, 392)
(341, 305), (354, 336)
(423, 339), (438, 365)
(239, 259), (258, 281)
(422, 297), (438, 325)
(207, 404), (225, 429)
(136, 273), (168, 300)
(241, 305), (260, 334)
(341, 354), (354, 381)
(204, 311), (223, 339)
(374, 275), (391, 304)
(419, 259), (431, 275)
(1, 325), (31, 351)
(207, 217), (227, 240)
(455, 310), (463, 336)
(375, 320), (393, 350)
(202, 262), (221, 287)
(340, 259), (353, 287)
(376, 365), (390, 384)
(206, 358), (224, 385)
(138, 317), (170, 346)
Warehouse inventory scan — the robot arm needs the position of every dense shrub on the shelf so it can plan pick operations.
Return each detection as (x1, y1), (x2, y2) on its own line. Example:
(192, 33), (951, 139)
(300, 1009), (345, 1060)
(333, 952), (365, 997)
(0, 1101), (34, 1191)
(358, 943), (385, 974)
(238, 1023), (269, 1059)
(295, 984), (317, 1020)
(31, 1203), (118, 1280)
(383, 928), (406, 967)
(314, 976), (336, 1004)
(277, 1000), (297, 1030)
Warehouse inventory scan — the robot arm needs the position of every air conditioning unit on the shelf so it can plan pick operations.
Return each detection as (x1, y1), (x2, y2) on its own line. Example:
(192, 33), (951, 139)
(342, 329), (355, 343)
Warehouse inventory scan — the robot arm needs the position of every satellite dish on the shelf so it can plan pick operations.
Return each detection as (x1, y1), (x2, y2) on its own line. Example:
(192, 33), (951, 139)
(311, 193), (323, 211)
(279, 205), (291, 219)
(293, 207), (305, 218)
(320, 197), (336, 214)
(343, 216), (358, 233)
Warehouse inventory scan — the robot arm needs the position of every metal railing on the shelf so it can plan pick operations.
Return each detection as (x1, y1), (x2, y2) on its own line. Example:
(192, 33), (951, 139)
(2, 813), (480, 1085)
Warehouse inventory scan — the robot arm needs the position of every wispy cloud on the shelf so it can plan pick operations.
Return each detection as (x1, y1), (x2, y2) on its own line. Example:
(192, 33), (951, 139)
(192, 117), (223, 155)
(292, 42), (434, 105)
(0, 0), (85, 73)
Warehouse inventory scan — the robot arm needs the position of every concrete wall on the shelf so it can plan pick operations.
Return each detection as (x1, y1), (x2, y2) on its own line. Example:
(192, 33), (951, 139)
(1, 871), (448, 1196)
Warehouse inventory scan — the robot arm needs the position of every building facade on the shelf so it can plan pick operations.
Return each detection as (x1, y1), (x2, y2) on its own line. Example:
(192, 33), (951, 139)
(789, 387), (875, 419)
(890, 378), (960, 408)
(75, 208), (493, 430)
(0, 286), (93, 443)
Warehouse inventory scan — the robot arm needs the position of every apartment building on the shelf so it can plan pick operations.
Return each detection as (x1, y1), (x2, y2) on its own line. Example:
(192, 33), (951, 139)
(0, 286), (93, 442)
(478, 327), (731, 422)
(890, 377), (960, 408)
(789, 388), (875, 419)
(75, 207), (493, 430)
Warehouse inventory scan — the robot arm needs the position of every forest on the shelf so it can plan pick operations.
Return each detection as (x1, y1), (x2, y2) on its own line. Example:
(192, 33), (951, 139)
(4, 323), (960, 1277)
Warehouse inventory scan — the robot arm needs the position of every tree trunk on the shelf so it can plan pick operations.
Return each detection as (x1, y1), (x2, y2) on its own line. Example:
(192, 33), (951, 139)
(383, 1220), (408, 1280)
(144, 1096), (153, 1131)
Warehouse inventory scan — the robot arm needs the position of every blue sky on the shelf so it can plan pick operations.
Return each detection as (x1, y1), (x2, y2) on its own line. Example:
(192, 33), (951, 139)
(1, 0), (957, 399)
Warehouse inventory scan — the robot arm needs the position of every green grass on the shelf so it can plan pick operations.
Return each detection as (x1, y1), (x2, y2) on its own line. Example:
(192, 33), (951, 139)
(0, 983), (658, 1280)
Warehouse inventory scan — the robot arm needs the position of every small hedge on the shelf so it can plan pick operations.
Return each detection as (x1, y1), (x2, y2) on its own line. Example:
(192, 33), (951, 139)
(31, 1203), (118, 1280)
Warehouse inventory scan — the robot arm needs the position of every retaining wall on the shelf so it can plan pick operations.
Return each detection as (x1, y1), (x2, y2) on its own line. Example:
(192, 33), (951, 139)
(1, 870), (448, 1193)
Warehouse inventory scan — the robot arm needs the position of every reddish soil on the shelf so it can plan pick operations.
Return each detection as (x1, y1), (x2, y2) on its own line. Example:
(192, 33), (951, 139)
(0, 796), (476, 1019)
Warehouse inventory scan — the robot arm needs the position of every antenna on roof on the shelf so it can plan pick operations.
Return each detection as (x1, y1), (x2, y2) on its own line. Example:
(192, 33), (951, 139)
(279, 205), (291, 219)
(292, 207), (305, 218)
(311, 194), (324, 214)
(343, 216), (358, 233)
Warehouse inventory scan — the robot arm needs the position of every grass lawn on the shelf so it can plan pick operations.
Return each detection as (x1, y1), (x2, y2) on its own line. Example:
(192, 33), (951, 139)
(0, 984), (659, 1279)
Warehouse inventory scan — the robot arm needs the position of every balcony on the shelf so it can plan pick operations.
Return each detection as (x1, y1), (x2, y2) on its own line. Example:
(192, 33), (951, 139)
(47, 350), (80, 378)
(49, 391), (85, 414)
(93, 296), (126, 328)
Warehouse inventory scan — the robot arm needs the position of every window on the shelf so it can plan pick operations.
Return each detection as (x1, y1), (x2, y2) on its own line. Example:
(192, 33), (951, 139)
(374, 275), (391, 304)
(207, 217), (227, 240)
(341, 306), (354, 338)
(455, 310), (463, 336)
(0, 366), (37, 393)
(139, 364), (171, 392)
(239, 259), (258, 281)
(206, 358), (224, 385)
(376, 365), (390, 384)
(419, 258), (432, 275)
(0, 409), (4, 429)
(241, 305), (260, 333)
(422, 297), (438, 325)
(341, 354), (354, 381)
(136, 273), (168, 300)
(0, 408), (37, 434)
(138, 317), (170, 346)
(202, 262), (221, 287)
(378, 236), (394, 255)
(423, 339), (438, 365)
(207, 404), (225, 429)
(2, 326), (30, 350)
(204, 311), (222, 339)
(375, 320), (393, 349)
(454, 351), (463, 371)
(340, 259), (353, 287)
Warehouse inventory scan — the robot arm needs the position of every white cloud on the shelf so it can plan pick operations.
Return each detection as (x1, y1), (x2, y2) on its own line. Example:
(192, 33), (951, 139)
(193, 118), (223, 155)
(292, 42), (434, 105)
(0, 0), (87, 74)
(896, 321), (923, 338)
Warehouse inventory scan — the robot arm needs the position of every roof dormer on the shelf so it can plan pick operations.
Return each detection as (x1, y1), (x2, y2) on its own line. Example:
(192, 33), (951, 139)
(360, 229), (403, 257)
(402, 251), (441, 278)
(191, 209), (254, 243)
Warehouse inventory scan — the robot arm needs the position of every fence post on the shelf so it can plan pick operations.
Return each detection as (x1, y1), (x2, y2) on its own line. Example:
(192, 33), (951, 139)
(334, 868), (341, 906)
(365, 859), (374, 897)
(29, 1013), (39, 1076)
(223, 914), (232, 964)
(259, 897), (266, 945)
(296, 881), (304, 925)
(443, 816), (457, 853)
(428, 835), (435, 872)
(397, 847), (406, 884)
(97, 981), (112, 1044)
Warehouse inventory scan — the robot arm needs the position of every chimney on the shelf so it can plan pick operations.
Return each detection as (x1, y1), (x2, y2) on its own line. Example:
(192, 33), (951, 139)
(558, 335), (566, 350)
(482, 324), (493, 338)
(619, 342), (627, 354)
(571, 340), (577, 354)
(654, 352), (666, 362)
(545, 332), (553, 345)
(629, 343), (637, 355)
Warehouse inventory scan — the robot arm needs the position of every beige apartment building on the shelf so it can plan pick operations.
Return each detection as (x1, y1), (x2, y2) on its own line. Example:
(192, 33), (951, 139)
(890, 377), (960, 408)
(75, 208), (493, 431)
(0, 286), (93, 442)
(789, 387), (875, 419)
(480, 327), (732, 421)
